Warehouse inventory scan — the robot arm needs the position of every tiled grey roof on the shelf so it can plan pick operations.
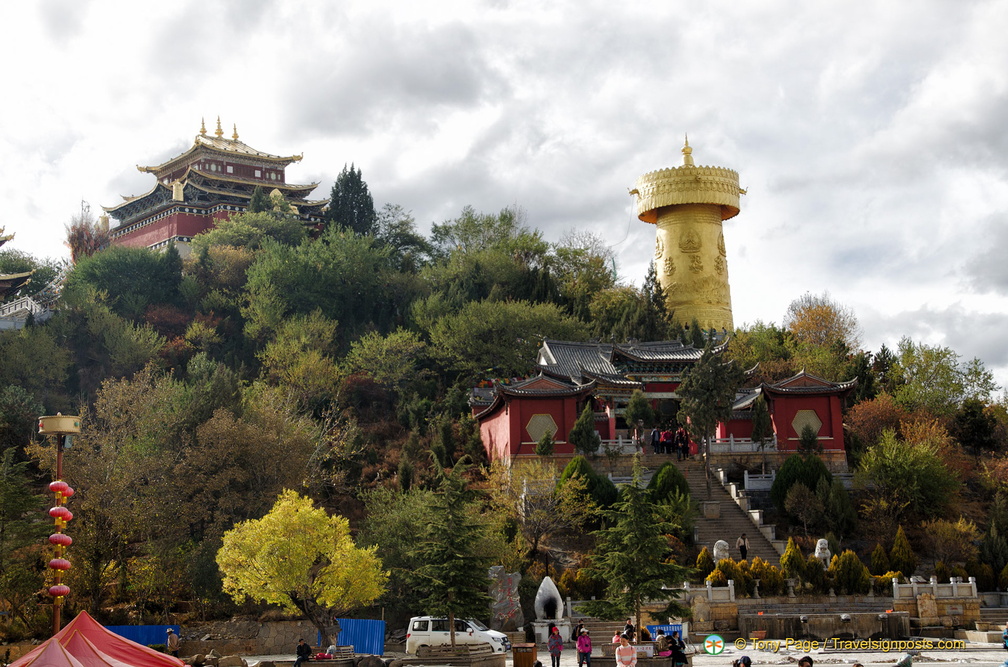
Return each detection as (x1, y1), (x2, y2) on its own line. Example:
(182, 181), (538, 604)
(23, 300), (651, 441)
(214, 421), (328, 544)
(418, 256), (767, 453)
(538, 339), (710, 380)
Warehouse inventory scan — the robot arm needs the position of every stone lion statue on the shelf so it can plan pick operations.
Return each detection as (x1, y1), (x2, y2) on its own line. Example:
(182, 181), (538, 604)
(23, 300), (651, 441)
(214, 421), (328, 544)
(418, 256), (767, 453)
(814, 538), (831, 565)
(713, 540), (730, 562)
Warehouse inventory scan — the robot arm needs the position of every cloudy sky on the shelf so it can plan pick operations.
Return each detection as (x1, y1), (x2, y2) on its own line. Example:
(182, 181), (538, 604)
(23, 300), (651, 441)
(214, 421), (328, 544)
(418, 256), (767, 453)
(3, 1), (1008, 387)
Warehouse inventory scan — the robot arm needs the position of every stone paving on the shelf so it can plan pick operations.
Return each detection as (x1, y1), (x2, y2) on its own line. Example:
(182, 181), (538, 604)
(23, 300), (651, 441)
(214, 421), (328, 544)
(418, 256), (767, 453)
(243, 641), (1008, 667)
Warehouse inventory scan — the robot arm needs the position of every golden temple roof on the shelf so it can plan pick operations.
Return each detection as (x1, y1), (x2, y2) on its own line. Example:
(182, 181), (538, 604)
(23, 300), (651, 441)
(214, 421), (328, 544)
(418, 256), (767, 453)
(138, 130), (303, 177)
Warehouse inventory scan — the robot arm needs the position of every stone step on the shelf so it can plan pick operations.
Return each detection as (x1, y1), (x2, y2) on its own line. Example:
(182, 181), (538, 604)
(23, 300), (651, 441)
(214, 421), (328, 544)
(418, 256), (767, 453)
(675, 459), (782, 564)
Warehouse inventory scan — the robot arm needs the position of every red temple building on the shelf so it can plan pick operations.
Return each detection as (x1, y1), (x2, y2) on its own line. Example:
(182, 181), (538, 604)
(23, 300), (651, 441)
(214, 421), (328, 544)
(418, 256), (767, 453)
(103, 118), (327, 252)
(473, 339), (856, 466)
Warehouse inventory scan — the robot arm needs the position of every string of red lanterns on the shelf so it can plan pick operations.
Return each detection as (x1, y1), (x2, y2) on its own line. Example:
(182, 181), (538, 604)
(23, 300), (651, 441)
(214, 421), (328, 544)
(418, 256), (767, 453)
(38, 414), (80, 635)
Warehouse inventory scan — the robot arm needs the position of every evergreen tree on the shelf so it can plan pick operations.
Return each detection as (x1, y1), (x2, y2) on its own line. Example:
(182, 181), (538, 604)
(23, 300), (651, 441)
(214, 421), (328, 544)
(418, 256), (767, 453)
(558, 455), (618, 509)
(412, 463), (493, 647)
(779, 537), (805, 582)
(325, 164), (376, 235)
(750, 393), (773, 471)
(535, 430), (555, 456)
(248, 185), (272, 213)
(870, 543), (890, 575)
(677, 343), (743, 492)
(569, 403), (600, 455)
(889, 525), (917, 577)
(798, 424), (822, 454)
(624, 389), (655, 440)
(584, 456), (691, 622)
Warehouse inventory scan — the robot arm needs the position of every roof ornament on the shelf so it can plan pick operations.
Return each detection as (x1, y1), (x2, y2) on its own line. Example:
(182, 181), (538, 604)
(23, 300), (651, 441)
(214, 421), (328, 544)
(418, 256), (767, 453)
(215, 116), (224, 138)
(232, 124), (239, 141)
(682, 134), (694, 167)
(200, 118), (207, 136)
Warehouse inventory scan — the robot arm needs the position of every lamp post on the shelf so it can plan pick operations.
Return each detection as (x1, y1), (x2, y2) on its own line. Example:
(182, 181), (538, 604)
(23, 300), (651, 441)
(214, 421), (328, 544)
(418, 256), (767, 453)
(38, 413), (80, 636)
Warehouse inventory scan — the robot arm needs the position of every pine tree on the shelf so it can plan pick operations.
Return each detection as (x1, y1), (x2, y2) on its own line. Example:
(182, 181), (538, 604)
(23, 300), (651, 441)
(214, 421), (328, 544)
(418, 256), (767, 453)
(412, 463), (493, 648)
(326, 164), (376, 235)
(569, 403), (600, 455)
(248, 185), (272, 213)
(870, 543), (890, 575)
(779, 537), (805, 582)
(584, 456), (692, 622)
(889, 525), (917, 577)
(536, 430), (555, 456)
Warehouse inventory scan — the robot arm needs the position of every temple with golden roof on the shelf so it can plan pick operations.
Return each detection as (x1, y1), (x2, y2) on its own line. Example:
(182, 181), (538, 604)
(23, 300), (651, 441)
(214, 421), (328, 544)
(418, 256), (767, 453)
(104, 118), (328, 251)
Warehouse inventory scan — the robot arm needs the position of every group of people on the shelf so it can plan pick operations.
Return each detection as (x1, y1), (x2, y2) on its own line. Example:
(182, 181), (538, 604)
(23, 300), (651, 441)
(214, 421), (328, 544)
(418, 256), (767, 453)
(650, 426), (690, 460)
(547, 624), (593, 667)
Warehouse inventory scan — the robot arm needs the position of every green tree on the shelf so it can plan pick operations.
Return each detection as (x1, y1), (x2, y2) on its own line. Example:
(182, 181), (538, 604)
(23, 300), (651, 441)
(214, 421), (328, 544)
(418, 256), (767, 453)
(535, 430), (555, 456)
(676, 343), (743, 492)
(829, 550), (871, 594)
(247, 186), (272, 213)
(0, 386), (43, 456)
(63, 245), (182, 320)
(798, 424), (821, 454)
(568, 404), (601, 456)
(889, 525), (917, 577)
(191, 211), (307, 254)
(584, 456), (691, 623)
(779, 537), (805, 582)
(412, 463), (494, 647)
(217, 490), (386, 645)
(816, 476), (856, 539)
(893, 338), (997, 416)
(358, 486), (435, 618)
(749, 394), (773, 472)
(727, 321), (794, 384)
(646, 462), (690, 502)
(951, 398), (999, 457)
(374, 204), (432, 272)
(869, 543), (890, 575)
(624, 389), (655, 441)
(551, 230), (617, 321)
(325, 164), (376, 236)
(784, 483), (822, 536)
(770, 454), (832, 513)
(856, 429), (957, 522)
(558, 455), (617, 508)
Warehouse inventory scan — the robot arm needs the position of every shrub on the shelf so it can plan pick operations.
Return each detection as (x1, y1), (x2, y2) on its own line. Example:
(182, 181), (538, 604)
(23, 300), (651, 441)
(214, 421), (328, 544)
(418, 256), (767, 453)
(748, 557), (786, 596)
(872, 571), (902, 595)
(558, 456), (618, 508)
(779, 537), (805, 582)
(569, 404), (600, 455)
(771, 454), (832, 512)
(968, 561), (996, 592)
(830, 550), (871, 594)
(934, 560), (948, 581)
(889, 525), (918, 577)
(870, 543), (890, 575)
(535, 430), (555, 456)
(805, 553), (829, 593)
(999, 563), (1008, 591)
(647, 462), (690, 502)
(695, 547), (715, 579)
(817, 477), (857, 538)
(707, 558), (751, 596)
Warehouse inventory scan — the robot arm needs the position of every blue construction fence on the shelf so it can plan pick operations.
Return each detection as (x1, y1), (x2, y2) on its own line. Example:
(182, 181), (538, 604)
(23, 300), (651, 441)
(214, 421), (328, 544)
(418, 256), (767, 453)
(106, 624), (178, 648)
(321, 618), (385, 655)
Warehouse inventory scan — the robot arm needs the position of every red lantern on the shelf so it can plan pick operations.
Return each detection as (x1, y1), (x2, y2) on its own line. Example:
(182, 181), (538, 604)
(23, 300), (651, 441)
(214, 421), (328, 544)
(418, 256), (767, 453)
(63, 486), (74, 498)
(48, 533), (73, 546)
(48, 584), (70, 597)
(48, 558), (71, 571)
(49, 506), (70, 520)
(49, 481), (70, 495)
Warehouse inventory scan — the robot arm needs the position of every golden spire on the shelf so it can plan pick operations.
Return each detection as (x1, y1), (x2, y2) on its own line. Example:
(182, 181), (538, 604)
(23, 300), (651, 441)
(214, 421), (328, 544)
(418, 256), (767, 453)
(682, 134), (694, 166)
(215, 116), (224, 138)
(232, 123), (239, 141)
(200, 118), (207, 136)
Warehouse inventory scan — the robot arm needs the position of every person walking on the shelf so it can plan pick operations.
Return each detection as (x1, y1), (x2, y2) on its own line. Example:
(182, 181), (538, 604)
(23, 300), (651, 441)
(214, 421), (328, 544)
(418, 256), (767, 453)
(166, 628), (180, 658)
(623, 618), (635, 642)
(615, 634), (637, 667)
(576, 628), (592, 667)
(1003, 622), (1008, 651)
(736, 533), (750, 561)
(548, 624), (564, 667)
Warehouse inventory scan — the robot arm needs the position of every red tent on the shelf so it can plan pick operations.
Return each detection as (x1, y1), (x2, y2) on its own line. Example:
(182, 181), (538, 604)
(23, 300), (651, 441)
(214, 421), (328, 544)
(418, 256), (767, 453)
(11, 611), (185, 667)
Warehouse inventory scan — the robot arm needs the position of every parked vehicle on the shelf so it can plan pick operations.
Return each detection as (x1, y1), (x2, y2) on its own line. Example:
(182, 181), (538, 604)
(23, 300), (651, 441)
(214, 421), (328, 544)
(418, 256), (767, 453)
(405, 616), (511, 654)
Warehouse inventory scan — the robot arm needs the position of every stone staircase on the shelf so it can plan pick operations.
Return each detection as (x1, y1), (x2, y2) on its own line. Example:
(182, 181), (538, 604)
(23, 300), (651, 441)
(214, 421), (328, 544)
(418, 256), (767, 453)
(673, 458), (782, 564)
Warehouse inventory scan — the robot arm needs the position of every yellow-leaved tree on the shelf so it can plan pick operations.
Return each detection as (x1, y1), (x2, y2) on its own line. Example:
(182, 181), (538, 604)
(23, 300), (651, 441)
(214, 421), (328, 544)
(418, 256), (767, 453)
(216, 490), (387, 645)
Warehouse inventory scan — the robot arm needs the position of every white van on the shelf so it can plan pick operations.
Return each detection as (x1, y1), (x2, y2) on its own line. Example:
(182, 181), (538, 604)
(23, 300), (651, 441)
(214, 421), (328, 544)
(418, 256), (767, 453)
(405, 616), (511, 654)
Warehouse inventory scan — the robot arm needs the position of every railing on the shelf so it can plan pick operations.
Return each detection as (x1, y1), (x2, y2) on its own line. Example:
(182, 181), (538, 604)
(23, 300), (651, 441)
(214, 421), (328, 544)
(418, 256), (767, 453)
(892, 577), (977, 600)
(743, 470), (775, 491)
(0, 296), (42, 318)
(600, 436), (639, 455)
(708, 435), (778, 453)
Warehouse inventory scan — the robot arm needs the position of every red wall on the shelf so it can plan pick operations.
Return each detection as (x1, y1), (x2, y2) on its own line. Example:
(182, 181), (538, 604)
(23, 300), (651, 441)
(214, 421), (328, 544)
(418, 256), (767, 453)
(113, 212), (214, 248)
(770, 394), (844, 451)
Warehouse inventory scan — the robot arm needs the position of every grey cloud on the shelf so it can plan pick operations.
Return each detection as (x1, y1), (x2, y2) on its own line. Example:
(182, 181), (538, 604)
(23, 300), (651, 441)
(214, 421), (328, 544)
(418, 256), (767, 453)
(964, 213), (1008, 295)
(36, 1), (90, 43)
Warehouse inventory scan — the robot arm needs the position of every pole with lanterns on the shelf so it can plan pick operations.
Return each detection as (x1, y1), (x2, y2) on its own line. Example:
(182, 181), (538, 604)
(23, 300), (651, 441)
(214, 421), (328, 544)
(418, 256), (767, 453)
(38, 413), (80, 636)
